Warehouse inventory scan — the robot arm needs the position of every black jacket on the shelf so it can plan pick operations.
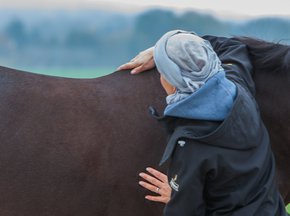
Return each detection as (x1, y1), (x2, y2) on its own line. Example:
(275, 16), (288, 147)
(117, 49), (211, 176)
(155, 36), (287, 216)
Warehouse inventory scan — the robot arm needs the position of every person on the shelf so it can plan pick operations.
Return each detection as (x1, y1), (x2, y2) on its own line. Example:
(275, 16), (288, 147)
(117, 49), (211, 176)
(118, 30), (287, 215)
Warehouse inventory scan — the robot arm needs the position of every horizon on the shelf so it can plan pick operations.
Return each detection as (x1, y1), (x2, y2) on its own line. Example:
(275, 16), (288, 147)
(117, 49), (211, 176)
(0, 0), (290, 21)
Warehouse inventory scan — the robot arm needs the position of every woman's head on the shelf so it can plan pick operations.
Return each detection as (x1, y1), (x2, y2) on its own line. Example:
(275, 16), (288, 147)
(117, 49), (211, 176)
(153, 30), (224, 104)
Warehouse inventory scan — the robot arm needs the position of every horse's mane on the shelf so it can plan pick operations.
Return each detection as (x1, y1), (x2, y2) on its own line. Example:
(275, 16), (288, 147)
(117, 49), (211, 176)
(234, 36), (290, 76)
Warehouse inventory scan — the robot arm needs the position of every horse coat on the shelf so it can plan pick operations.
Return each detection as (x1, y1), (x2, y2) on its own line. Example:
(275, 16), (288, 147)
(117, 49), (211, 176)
(0, 37), (289, 216)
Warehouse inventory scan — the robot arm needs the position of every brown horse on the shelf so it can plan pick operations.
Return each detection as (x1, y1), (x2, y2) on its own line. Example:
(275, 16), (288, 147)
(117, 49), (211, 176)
(0, 37), (289, 216)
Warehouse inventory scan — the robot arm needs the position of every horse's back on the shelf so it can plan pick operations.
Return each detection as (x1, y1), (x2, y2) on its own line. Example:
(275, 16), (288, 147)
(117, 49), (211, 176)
(0, 66), (166, 216)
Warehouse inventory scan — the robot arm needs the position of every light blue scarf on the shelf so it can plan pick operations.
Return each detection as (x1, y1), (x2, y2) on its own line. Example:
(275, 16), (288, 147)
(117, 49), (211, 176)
(153, 29), (224, 104)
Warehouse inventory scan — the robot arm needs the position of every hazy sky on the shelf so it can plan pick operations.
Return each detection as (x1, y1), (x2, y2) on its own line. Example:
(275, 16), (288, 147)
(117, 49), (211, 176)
(1, 0), (290, 18)
(94, 0), (290, 17)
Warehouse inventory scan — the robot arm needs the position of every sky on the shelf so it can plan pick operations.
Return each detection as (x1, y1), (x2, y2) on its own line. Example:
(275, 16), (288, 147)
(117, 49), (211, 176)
(94, 0), (290, 17)
(0, 0), (290, 19)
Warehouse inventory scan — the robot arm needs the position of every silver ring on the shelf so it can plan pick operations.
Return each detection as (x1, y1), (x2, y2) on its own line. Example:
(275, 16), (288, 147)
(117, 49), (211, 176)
(156, 187), (160, 192)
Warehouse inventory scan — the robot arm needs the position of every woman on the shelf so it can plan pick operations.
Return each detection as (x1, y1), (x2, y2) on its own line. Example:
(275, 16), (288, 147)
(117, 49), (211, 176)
(118, 30), (287, 215)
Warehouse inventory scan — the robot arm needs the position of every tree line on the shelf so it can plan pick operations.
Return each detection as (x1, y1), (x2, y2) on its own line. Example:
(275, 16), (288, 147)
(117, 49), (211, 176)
(0, 9), (289, 69)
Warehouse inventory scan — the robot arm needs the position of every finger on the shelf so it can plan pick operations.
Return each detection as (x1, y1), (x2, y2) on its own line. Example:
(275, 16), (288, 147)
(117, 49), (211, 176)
(146, 167), (168, 183)
(117, 64), (128, 71)
(139, 172), (163, 188)
(139, 180), (162, 194)
(131, 65), (146, 74)
(145, 195), (167, 204)
(117, 62), (139, 71)
(117, 63), (133, 71)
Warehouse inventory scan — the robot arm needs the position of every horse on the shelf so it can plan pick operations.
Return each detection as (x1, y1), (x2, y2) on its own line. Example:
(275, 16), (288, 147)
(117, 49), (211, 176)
(237, 36), (290, 203)
(0, 36), (289, 216)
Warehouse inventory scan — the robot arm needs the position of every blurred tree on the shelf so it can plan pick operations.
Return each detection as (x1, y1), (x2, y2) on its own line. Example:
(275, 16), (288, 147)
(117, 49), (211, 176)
(130, 9), (230, 56)
(4, 19), (27, 47)
(65, 29), (99, 48)
(131, 9), (178, 54)
(237, 18), (290, 43)
(178, 11), (230, 36)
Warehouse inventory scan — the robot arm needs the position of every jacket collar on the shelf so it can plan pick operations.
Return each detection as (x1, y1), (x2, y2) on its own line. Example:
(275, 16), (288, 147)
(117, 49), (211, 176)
(155, 84), (265, 166)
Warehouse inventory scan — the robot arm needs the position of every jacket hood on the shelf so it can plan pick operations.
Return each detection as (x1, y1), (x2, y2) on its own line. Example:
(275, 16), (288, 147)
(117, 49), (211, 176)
(164, 71), (236, 121)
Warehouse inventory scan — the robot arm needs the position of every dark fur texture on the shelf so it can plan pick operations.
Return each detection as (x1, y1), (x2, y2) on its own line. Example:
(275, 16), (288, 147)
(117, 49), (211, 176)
(0, 67), (167, 216)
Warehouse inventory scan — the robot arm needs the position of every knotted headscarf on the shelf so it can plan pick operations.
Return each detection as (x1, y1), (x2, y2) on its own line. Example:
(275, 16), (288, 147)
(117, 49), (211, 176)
(153, 30), (224, 104)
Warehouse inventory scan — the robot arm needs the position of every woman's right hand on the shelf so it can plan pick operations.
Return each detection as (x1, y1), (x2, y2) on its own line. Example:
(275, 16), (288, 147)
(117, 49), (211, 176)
(117, 47), (155, 74)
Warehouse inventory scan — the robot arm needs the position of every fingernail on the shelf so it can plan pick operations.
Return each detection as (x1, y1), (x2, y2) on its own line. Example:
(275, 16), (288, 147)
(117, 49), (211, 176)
(138, 181), (144, 185)
(146, 167), (151, 172)
(131, 69), (137, 74)
(139, 173), (144, 177)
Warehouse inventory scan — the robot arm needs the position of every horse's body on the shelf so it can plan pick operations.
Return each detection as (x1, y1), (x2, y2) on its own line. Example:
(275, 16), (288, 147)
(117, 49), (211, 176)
(0, 38), (289, 216)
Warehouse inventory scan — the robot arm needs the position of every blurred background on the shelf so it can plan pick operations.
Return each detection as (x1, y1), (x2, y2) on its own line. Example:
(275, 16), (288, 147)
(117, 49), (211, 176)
(0, 0), (290, 78)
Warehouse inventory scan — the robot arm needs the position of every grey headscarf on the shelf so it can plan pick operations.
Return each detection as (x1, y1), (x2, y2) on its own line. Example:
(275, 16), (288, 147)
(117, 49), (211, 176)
(153, 30), (224, 104)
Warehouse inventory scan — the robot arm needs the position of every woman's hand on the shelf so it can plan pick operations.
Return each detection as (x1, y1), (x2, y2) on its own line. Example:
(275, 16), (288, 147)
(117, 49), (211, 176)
(117, 47), (155, 74)
(139, 167), (172, 204)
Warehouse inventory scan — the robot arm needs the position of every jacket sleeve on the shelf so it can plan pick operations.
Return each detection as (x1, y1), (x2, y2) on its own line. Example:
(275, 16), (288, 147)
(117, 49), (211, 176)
(163, 140), (216, 216)
(202, 35), (256, 96)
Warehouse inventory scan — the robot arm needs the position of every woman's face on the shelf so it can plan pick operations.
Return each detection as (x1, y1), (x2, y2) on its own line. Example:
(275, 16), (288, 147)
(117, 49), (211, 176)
(160, 75), (176, 95)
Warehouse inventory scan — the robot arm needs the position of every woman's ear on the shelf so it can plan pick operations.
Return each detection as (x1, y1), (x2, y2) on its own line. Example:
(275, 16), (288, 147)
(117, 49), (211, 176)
(172, 87), (177, 94)
(160, 75), (176, 95)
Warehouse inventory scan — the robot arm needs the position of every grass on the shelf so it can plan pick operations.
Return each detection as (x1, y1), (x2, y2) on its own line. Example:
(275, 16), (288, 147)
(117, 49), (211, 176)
(17, 67), (116, 79)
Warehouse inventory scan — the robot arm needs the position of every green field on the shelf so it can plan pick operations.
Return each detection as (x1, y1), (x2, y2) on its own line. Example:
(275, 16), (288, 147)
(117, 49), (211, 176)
(19, 67), (116, 79)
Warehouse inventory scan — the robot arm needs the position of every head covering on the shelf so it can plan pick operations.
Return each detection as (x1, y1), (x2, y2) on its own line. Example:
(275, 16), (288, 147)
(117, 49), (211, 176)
(153, 30), (224, 104)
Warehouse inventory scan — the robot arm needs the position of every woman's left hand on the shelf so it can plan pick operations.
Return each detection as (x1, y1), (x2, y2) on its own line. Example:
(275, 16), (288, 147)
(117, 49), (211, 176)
(117, 47), (155, 74)
(139, 167), (172, 204)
